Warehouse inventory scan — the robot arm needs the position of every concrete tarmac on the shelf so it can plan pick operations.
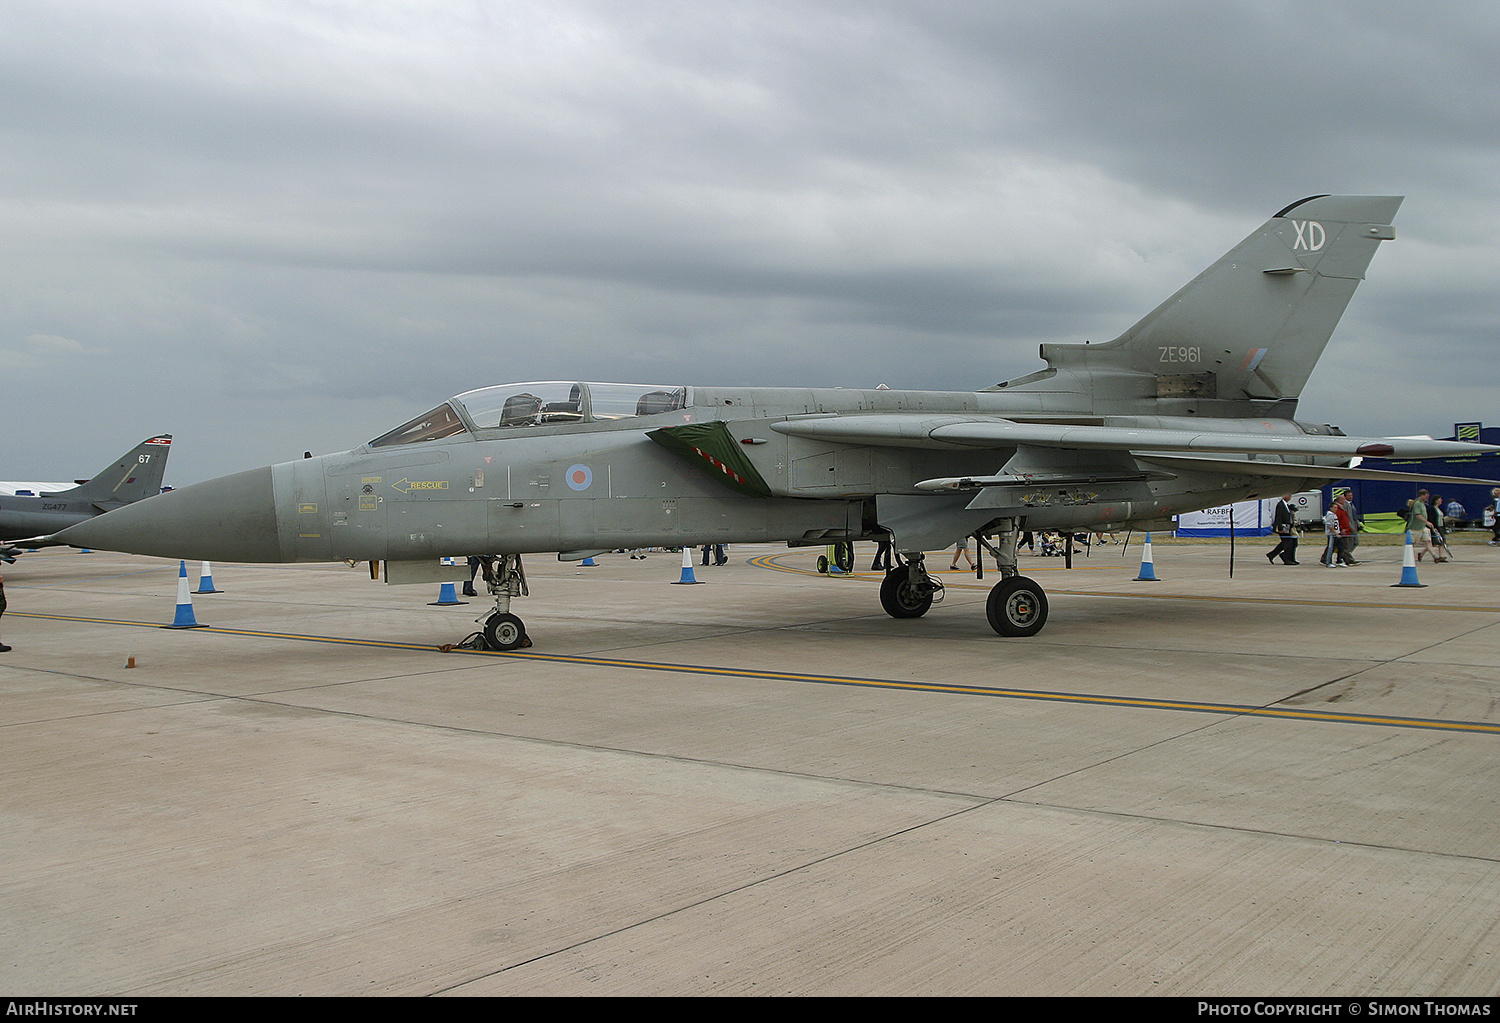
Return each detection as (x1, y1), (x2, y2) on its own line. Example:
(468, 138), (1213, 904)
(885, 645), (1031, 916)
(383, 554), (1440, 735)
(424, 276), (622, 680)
(3, 537), (1499, 996)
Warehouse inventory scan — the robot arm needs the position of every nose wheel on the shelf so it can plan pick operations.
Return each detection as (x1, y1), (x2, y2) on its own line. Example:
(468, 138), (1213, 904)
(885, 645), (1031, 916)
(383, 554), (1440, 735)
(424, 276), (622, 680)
(483, 611), (529, 651)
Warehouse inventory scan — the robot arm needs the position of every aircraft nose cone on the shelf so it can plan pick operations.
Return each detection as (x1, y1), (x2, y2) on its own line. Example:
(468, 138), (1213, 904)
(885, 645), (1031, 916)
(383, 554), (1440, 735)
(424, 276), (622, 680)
(53, 466), (284, 562)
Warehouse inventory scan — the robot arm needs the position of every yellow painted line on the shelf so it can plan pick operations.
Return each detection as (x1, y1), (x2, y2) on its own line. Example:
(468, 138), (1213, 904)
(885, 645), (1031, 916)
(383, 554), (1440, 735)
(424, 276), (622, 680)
(1046, 589), (1500, 614)
(12, 612), (441, 652)
(12, 611), (1500, 736)
(485, 651), (1500, 734)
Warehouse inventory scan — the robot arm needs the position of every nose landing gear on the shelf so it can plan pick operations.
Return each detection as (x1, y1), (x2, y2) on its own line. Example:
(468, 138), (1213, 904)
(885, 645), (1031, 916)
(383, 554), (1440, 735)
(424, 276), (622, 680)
(476, 554), (532, 650)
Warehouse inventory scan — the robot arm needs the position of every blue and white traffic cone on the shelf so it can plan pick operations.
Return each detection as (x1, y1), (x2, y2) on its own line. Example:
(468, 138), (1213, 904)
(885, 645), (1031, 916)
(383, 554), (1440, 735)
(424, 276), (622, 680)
(429, 558), (469, 605)
(672, 546), (703, 584)
(1391, 531), (1426, 588)
(428, 581), (468, 605)
(195, 561), (222, 594)
(1135, 533), (1159, 581)
(163, 560), (208, 628)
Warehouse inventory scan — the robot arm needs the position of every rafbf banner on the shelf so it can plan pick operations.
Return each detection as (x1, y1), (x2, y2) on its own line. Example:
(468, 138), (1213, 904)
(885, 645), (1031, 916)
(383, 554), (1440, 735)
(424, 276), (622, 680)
(1175, 499), (1278, 537)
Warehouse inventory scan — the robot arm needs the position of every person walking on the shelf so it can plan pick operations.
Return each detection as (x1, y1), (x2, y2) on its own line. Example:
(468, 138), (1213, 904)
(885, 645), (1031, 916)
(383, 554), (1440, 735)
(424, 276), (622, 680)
(1408, 490), (1445, 563)
(1321, 504), (1343, 567)
(949, 535), (974, 570)
(1333, 491), (1360, 566)
(0, 569), (10, 652)
(1343, 491), (1362, 560)
(1266, 495), (1299, 564)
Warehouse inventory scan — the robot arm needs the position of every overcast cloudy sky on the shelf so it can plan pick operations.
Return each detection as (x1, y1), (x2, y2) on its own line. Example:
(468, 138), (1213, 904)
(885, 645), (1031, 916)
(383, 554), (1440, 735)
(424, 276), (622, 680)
(3, 0), (1497, 484)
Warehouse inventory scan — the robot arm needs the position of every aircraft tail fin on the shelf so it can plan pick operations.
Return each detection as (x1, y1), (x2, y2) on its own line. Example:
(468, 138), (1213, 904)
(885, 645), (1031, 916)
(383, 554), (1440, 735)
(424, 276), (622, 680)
(1035, 195), (1402, 411)
(46, 436), (173, 509)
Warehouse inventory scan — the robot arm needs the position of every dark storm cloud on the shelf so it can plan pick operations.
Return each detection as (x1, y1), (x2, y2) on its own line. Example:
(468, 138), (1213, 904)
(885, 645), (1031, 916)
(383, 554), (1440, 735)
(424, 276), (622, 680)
(1, 0), (1497, 483)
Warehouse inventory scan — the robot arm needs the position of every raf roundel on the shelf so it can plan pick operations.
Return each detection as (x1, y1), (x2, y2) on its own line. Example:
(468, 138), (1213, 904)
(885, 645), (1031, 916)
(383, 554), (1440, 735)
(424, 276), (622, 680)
(565, 464), (593, 491)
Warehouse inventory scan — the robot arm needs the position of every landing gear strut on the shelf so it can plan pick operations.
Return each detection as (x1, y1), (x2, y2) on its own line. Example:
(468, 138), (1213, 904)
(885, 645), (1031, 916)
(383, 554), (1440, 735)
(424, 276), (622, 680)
(477, 554), (531, 650)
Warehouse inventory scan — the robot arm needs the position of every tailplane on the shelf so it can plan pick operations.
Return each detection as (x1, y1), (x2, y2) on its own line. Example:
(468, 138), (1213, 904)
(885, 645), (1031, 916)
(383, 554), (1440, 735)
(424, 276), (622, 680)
(46, 435), (173, 510)
(1031, 195), (1402, 413)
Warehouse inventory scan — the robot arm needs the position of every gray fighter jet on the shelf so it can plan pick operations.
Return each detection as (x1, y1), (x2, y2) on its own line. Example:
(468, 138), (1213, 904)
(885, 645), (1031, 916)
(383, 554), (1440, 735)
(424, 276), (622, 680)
(2, 435), (172, 561)
(45, 196), (1498, 646)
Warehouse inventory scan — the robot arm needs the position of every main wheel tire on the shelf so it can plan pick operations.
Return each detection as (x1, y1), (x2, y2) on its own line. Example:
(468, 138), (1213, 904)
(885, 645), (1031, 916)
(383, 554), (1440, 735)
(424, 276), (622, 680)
(986, 577), (1048, 637)
(880, 564), (933, 619)
(483, 612), (528, 651)
(834, 541), (854, 573)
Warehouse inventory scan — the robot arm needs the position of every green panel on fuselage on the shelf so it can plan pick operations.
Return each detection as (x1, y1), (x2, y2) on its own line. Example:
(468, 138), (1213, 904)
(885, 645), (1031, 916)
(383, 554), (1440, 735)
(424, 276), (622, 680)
(646, 422), (773, 497)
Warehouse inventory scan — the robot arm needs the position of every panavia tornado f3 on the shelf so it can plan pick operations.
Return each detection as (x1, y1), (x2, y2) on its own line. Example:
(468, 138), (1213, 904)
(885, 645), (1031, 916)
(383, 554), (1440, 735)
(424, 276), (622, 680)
(45, 195), (1499, 646)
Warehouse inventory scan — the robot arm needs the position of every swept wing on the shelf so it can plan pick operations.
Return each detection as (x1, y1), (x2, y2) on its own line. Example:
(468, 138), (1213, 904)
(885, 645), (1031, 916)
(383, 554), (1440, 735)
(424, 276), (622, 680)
(771, 415), (1496, 461)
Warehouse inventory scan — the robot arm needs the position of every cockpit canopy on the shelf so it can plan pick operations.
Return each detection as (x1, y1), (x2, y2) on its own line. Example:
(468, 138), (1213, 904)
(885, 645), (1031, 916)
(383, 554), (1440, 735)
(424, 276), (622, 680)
(369, 381), (689, 448)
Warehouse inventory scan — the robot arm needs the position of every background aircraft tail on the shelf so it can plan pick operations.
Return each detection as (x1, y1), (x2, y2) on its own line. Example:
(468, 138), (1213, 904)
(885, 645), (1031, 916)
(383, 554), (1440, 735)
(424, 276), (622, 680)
(1033, 195), (1402, 414)
(48, 435), (173, 509)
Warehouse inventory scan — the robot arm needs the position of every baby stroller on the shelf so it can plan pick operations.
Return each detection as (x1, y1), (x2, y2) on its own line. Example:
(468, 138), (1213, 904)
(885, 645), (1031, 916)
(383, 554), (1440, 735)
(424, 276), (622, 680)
(1038, 532), (1065, 557)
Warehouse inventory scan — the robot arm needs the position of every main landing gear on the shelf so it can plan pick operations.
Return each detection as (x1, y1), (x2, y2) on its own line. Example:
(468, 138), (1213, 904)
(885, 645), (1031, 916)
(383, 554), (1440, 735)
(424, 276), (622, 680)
(879, 520), (1052, 637)
(879, 557), (942, 618)
(476, 554), (531, 651)
(985, 576), (1048, 637)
